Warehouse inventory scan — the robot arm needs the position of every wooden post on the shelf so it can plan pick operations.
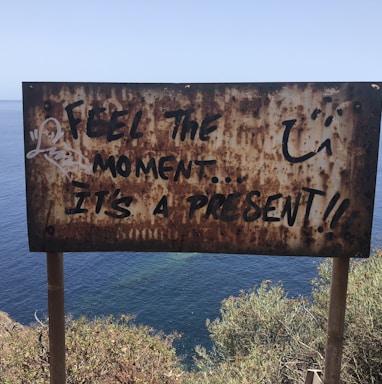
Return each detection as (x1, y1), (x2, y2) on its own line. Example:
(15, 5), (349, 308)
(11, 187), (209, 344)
(323, 257), (350, 384)
(47, 252), (66, 384)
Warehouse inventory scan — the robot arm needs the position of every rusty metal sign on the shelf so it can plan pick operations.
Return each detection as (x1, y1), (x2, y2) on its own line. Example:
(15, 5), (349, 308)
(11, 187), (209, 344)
(23, 82), (382, 257)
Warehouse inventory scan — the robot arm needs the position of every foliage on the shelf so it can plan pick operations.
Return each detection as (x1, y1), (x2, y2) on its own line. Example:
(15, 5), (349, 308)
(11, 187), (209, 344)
(189, 250), (382, 384)
(312, 251), (382, 384)
(0, 314), (184, 383)
(1, 251), (382, 383)
(189, 282), (325, 383)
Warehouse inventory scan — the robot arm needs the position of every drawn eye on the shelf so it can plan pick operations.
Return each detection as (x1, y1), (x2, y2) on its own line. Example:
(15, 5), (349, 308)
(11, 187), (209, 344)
(311, 97), (343, 128)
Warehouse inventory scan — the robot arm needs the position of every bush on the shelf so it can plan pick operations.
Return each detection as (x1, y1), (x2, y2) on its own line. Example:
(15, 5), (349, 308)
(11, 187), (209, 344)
(190, 250), (382, 384)
(312, 251), (382, 383)
(191, 282), (325, 383)
(0, 314), (184, 383)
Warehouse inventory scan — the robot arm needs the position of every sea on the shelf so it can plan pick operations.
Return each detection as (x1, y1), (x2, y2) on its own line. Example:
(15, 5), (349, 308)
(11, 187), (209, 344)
(1, 100), (381, 364)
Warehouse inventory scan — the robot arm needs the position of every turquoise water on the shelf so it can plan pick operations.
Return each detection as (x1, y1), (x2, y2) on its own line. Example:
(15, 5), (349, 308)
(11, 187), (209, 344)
(1, 100), (381, 363)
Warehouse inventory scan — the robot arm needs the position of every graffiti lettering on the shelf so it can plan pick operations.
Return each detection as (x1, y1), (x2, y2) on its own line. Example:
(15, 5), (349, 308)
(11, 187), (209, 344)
(65, 180), (134, 219)
(186, 188), (350, 232)
(26, 117), (92, 180)
(164, 108), (222, 141)
(65, 100), (143, 142)
(92, 153), (217, 181)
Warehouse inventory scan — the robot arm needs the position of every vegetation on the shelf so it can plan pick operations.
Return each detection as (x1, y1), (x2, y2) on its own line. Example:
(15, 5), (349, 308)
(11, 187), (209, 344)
(0, 315), (183, 383)
(1, 250), (381, 383)
(188, 250), (382, 384)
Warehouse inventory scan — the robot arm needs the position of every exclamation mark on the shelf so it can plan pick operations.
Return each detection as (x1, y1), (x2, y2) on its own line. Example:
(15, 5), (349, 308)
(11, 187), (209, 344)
(330, 199), (350, 229)
(323, 192), (341, 222)
(318, 192), (350, 237)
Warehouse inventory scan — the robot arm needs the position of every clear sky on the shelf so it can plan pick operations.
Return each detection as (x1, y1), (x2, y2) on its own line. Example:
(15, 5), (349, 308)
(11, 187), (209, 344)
(1, 0), (381, 100)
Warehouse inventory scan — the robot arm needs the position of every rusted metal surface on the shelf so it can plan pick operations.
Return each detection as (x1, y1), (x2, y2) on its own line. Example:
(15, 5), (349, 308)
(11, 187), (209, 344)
(23, 82), (382, 256)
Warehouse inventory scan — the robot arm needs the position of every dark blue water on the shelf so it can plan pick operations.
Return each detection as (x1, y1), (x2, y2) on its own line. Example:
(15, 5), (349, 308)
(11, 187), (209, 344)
(1, 100), (381, 363)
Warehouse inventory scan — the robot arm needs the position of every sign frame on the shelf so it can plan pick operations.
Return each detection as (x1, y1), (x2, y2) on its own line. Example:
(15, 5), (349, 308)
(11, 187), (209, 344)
(23, 82), (382, 257)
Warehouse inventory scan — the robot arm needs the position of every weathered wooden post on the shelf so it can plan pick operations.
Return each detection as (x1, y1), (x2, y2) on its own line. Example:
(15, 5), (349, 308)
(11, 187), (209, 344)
(324, 257), (350, 384)
(47, 252), (66, 384)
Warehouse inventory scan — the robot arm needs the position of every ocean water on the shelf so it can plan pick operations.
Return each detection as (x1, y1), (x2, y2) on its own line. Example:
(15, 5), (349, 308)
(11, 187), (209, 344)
(1, 100), (381, 363)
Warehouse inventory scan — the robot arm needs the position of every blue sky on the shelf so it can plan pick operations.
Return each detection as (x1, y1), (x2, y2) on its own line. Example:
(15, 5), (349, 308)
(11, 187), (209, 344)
(1, 0), (381, 100)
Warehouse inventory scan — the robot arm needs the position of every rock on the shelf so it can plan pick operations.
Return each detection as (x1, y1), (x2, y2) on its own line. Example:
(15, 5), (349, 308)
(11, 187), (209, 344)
(0, 311), (24, 338)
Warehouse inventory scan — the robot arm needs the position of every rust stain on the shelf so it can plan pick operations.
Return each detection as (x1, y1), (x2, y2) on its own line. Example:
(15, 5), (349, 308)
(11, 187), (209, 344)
(23, 82), (382, 257)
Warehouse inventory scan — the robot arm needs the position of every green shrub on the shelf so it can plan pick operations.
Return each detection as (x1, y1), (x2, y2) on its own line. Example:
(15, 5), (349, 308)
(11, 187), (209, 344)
(191, 250), (382, 384)
(191, 281), (325, 383)
(312, 251), (382, 384)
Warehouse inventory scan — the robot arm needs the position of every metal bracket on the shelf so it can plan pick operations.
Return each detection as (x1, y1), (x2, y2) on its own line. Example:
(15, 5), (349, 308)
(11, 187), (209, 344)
(305, 369), (323, 384)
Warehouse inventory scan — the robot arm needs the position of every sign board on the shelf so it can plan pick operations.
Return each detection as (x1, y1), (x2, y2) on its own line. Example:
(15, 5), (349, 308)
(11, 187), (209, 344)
(23, 82), (381, 256)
